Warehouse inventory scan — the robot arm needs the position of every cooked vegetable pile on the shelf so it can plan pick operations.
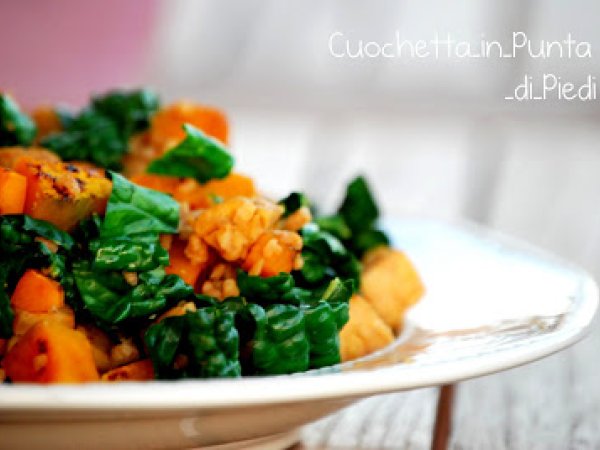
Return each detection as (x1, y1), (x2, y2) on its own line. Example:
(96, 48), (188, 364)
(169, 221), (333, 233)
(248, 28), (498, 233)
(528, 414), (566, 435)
(0, 89), (424, 383)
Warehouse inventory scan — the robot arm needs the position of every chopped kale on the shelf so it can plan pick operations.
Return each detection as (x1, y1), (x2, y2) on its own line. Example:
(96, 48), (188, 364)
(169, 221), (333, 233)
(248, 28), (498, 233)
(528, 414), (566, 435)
(41, 109), (126, 170)
(147, 124), (234, 183)
(101, 172), (179, 238)
(297, 223), (361, 292)
(41, 88), (160, 170)
(145, 308), (241, 379)
(339, 176), (380, 232)
(313, 176), (390, 259)
(91, 89), (159, 139)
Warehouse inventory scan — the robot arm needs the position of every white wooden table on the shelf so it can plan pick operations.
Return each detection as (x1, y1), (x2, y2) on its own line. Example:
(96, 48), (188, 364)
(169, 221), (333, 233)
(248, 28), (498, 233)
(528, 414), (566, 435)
(229, 108), (600, 450)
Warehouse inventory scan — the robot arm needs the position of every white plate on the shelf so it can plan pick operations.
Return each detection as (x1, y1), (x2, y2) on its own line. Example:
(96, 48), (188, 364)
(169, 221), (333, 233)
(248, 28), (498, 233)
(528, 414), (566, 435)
(0, 218), (597, 450)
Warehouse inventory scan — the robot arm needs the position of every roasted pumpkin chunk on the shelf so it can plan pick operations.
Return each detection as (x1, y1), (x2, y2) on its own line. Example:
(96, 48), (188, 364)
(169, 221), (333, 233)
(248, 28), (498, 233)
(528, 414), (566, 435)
(360, 247), (424, 332)
(339, 295), (394, 362)
(3, 321), (99, 383)
(0, 167), (26, 214)
(11, 269), (65, 313)
(14, 158), (112, 231)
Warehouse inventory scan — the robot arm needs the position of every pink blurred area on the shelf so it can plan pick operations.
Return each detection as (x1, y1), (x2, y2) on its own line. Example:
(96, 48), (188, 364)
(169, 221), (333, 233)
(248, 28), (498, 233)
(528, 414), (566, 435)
(0, 0), (157, 109)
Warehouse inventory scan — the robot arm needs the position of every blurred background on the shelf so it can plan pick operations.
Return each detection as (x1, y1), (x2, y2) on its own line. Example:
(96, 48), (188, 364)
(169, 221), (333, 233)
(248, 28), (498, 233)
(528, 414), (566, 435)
(1, 1), (599, 446)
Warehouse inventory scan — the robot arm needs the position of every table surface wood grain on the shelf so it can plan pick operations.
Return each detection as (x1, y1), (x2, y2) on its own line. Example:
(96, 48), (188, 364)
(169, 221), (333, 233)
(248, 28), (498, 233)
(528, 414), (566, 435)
(229, 109), (600, 450)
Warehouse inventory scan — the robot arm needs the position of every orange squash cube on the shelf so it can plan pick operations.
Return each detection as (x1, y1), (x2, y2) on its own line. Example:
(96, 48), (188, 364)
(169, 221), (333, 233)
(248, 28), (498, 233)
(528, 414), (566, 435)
(14, 158), (112, 231)
(0, 167), (26, 214)
(339, 295), (394, 362)
(361, 247), (425, 332)
(3, 321), (99, 383)
(11, 269), (65, 313)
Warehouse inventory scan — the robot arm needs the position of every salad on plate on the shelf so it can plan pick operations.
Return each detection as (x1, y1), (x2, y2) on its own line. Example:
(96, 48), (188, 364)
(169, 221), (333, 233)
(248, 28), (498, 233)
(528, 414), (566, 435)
(0, 89), (424, 383)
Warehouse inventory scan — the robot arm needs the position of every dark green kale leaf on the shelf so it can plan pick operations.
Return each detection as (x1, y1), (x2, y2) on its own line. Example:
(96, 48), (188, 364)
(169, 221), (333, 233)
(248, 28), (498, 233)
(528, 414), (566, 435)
(0, 289), (13, 340)
(238, 272), (312, 306)
(280, 286), (314, 305)
(185, 308), (240, 377)
(41, 109), (126, 170)
(0, 216), (74, 272)
(278, 192), (309, 218)
(101, 172), (179, 238)
(72, 261), (128, 323)
(321, 277), (354, 305)
(0, 94), (36, 146)
(0, 255), (15, 339)
(73, 262), (193, 325)
(249, 303), (310, 375)
(226, 274), (351, 374)
(314, 176), (390, 258)
(314, 214), (352, 240)
(350, 228), (390, 257)
(91, 89), (159, 139)
(147, 124), (234, 183)
(338, 176), (390, 256)
(303, 301), (348, 369)
(16, 215), (74, 250)
(219, 297), (255, 345)
(145, 311), (183, 373)
(40, 88), (160, 170)
(145, 308), (241, 379)
(91, 234), (169, 272)
(237, 270), (295, 302)
(246, 300), (347, 373)
(151, 272), (194, 300)
(297, 223), (361, 292)
(338, 175), (379, 231)
(236, 270), (351, 307)
(304, 278), (351, 369)
(72, 213), (103, 247)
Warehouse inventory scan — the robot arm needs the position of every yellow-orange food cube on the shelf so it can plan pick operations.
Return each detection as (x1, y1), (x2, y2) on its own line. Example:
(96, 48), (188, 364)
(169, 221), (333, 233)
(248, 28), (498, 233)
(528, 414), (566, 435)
(11, 270), (65, 314)
(360, 247), (424, 332)
(339, 295), (395, 362)
(0, 167), (26, 214)
(3, 322), (99, 383)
